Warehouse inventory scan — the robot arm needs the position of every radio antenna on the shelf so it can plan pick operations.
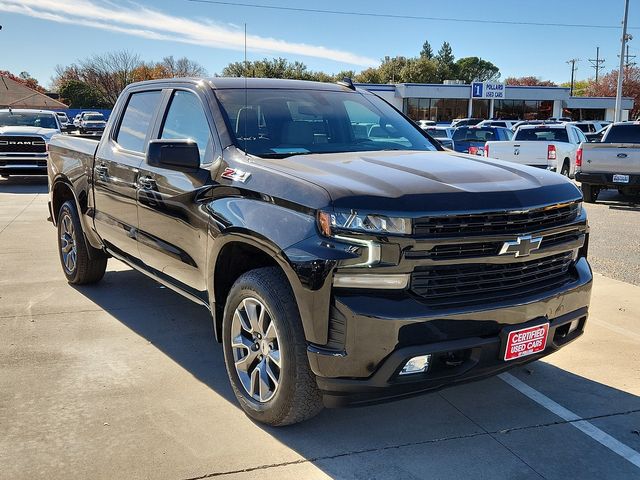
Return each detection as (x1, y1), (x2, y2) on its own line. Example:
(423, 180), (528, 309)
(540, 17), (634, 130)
(244, 23), (248, 157)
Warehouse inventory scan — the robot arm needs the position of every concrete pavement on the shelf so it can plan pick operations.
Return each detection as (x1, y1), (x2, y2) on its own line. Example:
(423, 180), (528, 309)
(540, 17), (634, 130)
(1, 177), (640, 480)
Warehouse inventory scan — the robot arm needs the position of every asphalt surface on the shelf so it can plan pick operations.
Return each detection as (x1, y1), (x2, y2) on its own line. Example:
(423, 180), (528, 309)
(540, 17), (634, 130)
(582, 189), (640, 286)
(1, 176), (640, 480)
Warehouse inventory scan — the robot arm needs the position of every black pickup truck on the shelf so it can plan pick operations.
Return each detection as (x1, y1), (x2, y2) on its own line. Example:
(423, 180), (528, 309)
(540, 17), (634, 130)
(48, 78), (592, 426)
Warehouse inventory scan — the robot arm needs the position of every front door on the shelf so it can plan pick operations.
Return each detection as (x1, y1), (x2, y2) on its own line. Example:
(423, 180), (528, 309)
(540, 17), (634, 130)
(136, 89), (218, 293)
(93, 90), (163, 260)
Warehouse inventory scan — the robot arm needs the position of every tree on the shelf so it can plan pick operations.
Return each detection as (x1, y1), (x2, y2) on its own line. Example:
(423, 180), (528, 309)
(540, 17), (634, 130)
(58, 80), (108, 108)
(585, 67), (640, 118)
(0, 70), (46, 93)
(52, 51), (208, 107)
(158, 56), (207, 77)
(420, 41), (434, 60)
(560, 79), (590, 96)
(399, 57), (438, 83)
(435, 42), (455, 81)
(455, 57), (500, 83)
(505, 76), (556, 87)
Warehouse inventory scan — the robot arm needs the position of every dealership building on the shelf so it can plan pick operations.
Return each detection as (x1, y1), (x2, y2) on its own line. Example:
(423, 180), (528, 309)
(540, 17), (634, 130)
(359, 82), (634, 123)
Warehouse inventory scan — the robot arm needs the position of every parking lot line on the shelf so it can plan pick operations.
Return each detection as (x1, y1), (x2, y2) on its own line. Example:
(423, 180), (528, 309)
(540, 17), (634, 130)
(590, 318), (640, 343)
(499, 372), (640, 469)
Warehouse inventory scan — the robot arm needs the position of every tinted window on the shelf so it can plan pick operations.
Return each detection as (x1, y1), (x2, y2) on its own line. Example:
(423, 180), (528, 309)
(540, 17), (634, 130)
(160, 90), (213, 163)
(116, 91), (162, 153)
(574, 128), (587, 144)
(426, 128), (448, 138)
(452, 127), (497, 142)
(214, 89), (437, 158)
(603, 124), (640, 143)
(514, 128), (569, 143)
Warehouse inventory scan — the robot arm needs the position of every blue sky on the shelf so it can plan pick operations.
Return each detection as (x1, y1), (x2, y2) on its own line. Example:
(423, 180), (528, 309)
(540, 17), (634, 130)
(1, 0), (639, 88)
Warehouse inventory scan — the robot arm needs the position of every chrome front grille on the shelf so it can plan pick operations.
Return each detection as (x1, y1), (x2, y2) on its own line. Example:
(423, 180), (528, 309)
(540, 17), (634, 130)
(0, 136), (46, 154)
(411, 252), (576, 307)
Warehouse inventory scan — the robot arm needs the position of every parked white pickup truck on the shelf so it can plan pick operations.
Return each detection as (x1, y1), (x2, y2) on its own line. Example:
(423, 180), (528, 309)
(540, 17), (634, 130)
(485, 124), (588, 177)
(575, 122), (640, 203)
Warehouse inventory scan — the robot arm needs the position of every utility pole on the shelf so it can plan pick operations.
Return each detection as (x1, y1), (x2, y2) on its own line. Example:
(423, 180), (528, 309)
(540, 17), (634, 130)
(589, 47), (605, 82)
(615, 0), (631, 122)
(618, 44), (637, 68)
(567, 59), (579, 96)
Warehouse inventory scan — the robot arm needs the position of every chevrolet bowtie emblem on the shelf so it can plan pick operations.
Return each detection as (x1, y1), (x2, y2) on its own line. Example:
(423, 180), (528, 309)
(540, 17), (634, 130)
(499, 235), (543, 257)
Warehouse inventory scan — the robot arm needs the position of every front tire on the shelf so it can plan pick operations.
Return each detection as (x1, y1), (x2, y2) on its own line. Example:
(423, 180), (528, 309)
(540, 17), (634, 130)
(222, 267), (323, 426)
(581, 183), (599, 203)
(57, 200), (107, 284)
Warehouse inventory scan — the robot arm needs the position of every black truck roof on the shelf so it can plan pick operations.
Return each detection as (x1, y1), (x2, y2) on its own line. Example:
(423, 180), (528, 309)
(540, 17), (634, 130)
(127, 77), (355, 92)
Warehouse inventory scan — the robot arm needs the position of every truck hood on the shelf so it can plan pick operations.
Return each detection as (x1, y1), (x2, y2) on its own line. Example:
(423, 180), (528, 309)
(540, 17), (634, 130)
(0, 126), (59, 139)
(262, 150), (581, 214)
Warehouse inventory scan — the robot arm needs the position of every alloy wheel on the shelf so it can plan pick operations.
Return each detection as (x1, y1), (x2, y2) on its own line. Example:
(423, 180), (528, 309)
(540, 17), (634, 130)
(60, 212), (77, 274)
(231, 297), (282, 402)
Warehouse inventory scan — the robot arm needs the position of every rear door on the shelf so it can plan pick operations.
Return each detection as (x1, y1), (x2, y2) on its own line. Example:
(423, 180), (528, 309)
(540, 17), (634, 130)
(93, 89), (163, 259)
(136, 87), (220, 293)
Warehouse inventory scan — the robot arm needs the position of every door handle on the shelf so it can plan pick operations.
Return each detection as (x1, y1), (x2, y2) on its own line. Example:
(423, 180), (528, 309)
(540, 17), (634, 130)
(95, 164), (108, 175)
(138, 175), (157, 190)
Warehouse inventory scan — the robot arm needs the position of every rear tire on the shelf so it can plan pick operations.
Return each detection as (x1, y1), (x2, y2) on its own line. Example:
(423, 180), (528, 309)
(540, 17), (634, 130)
(581, 183), (599, 203)
(222, 267), (323, 426)
(57, 200), (107, 284)
(560, 160), (570, 177)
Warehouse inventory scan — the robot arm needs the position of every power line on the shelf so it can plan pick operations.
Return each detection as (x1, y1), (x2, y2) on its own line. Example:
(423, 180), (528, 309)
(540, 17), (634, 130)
(186, 0), (640, 30)
(588, 47), (605, 82)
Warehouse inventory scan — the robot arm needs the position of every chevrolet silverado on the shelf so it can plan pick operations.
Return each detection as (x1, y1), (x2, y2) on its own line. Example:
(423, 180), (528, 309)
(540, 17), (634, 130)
(47, 78), (592, 426)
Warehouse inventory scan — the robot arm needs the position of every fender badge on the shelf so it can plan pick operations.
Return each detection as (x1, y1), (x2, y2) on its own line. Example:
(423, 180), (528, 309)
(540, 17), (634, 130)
(221, 167), (251, 183)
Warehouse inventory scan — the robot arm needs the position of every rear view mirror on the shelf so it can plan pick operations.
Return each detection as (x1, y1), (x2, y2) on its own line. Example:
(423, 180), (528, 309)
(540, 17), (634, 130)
(147, 139), (200, 172)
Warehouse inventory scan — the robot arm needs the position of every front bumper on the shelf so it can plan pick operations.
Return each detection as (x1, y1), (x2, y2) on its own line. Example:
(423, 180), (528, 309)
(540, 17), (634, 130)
(308, 257), (592, 407)
(0, 154), (47, 175)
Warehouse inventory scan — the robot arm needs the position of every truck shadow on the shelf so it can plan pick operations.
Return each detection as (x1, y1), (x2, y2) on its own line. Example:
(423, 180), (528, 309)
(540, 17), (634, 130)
(73, 267), (640, 479)
(0, 176), (48, 194)
(596, 189), (640, 211)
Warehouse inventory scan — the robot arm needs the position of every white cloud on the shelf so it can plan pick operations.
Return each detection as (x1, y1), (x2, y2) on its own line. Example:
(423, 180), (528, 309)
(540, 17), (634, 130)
(0, 0), (378, 67)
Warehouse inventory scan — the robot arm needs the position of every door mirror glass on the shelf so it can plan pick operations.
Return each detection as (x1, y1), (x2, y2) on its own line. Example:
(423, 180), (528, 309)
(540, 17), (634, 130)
(146, 139), (200, 172)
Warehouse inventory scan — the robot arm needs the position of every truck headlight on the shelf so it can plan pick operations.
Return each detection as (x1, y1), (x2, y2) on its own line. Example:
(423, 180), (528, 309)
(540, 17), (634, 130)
(317, 211), (411, 236)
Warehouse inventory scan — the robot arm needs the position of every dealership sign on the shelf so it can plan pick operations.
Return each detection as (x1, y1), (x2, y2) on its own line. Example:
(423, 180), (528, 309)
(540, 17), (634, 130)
(471, 82), (505, 99)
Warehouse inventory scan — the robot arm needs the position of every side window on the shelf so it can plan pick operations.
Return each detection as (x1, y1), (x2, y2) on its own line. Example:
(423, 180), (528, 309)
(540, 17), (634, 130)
(116, 91), (162, 153)
(505, 129), (514, 140)
(160, 90), (213, 164)
(575, 127), (587, 144)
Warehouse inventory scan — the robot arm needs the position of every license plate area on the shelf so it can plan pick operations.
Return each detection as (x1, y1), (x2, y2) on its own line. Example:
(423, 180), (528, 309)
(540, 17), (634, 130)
(501, 322), (549, 361)
(613, 174), (629, 183)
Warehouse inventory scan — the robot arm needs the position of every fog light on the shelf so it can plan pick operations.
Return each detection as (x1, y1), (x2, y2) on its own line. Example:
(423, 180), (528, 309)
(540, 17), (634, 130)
(568, 319), (580, 334)
(400, 354), (431, 375)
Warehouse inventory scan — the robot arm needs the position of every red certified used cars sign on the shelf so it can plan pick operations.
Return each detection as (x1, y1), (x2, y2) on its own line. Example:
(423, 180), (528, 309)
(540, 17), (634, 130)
(504, 323), (549, 361)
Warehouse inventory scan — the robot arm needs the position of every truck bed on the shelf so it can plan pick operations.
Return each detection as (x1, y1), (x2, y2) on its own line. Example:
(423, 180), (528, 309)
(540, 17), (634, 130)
(579, 142), (640, 174)
(48, 134), (99, 181)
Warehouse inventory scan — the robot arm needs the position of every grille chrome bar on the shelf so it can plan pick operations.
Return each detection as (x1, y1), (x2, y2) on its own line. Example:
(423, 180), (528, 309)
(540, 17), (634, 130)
(413, 203), (580, 237)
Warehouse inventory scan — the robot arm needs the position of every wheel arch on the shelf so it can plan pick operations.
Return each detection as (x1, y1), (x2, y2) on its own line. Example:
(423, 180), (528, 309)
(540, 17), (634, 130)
(208, 232), (332, 345)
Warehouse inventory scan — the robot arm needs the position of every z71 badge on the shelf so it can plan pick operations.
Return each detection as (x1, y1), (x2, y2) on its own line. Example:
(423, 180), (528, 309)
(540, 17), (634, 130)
(221, 167), (251, 183)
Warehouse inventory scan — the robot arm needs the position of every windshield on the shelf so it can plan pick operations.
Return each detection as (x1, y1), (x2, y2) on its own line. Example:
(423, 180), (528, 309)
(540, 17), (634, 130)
(514, 127), (569, 143)
(426, 128), (448, 138)
(452, 127), (497, 142)
(214, 88), (437, 158)
(85, 114), (104, 121)
(0, 112), (58, 129)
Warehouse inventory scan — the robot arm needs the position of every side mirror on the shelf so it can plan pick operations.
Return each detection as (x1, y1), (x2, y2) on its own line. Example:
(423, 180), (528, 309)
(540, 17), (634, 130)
(147, 139), (200, 172)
